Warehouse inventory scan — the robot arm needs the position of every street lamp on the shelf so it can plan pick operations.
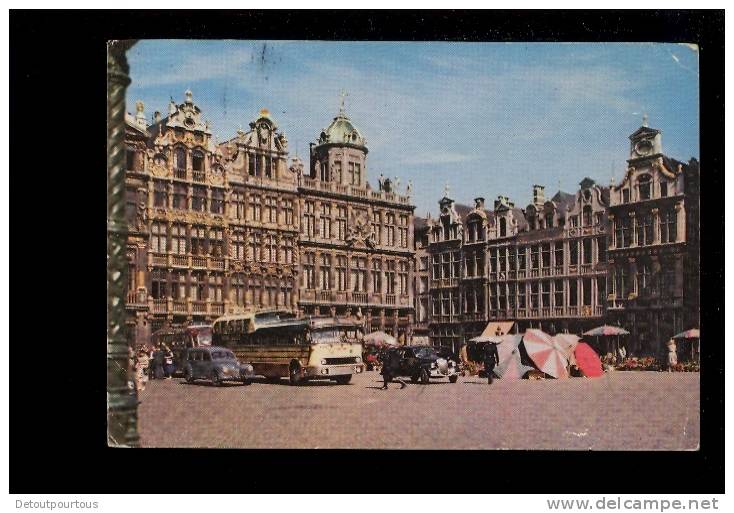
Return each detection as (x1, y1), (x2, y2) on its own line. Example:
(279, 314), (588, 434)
(107, 39), (139, 447)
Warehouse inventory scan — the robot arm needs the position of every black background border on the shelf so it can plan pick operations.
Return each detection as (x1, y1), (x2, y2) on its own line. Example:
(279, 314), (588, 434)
(9, 9), (724, 494)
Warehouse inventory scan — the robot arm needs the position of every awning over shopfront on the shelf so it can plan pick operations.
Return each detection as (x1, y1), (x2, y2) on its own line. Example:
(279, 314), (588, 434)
(470, 321), (515, 343)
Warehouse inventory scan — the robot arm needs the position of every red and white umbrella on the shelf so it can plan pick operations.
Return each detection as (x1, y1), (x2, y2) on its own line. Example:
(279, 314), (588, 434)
(494, 334), (534, 379)
(583, 325), (630, 336)
(552, 334), (580, 358)
(522, 329), (569, 379)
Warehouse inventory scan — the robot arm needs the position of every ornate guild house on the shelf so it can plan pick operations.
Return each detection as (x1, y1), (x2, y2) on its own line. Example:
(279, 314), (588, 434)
(123, 91), (415, 347)
(606, 118), (700, 355)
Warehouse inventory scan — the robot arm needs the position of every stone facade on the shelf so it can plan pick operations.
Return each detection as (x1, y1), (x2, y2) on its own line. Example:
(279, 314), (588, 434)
(422, 181), (609, 355)
(123, 92), (415, 346)
(606, 120), (700, 356)
(296, 107), (415, 339)
(417, 118), (699, 357)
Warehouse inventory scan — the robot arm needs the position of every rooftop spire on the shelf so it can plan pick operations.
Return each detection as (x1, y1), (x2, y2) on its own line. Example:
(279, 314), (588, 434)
(642, 112), (649, 127)
(339, 89), (348, 116)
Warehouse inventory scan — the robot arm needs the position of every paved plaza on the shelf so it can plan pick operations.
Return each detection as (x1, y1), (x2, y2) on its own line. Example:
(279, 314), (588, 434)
(138, 371), (699, 450)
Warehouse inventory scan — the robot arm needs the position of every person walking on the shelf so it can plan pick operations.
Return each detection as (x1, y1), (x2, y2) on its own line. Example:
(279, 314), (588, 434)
(380, 347), (407, 390)
(484, 342), (499, 385)
(135, 349), (150, 392)
(666, 339), (678, 372)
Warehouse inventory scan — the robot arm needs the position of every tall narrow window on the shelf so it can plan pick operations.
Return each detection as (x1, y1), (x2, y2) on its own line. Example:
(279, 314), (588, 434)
(175, 147), (187, 178)
(542, 244), (551, 268)
(151, 222), (167, 253)
(554, 279), (564, 307)
(570, 240), (578, 265)
(638, 175), (651, 200)
(545, 213), (554, 228)
(582, 238), (592, 264)
(320, 254), (331, 290)
(499, 217), (507, 237)
(371, 260), (382, 293)
(303, 253), (315, 289)
(386, 261), (396, 294)
(265, 158), (272, 178)
(582, 206), (592, 227)
(171, 225), (187, 255)
(336, 256), (348, 291)
(320, 203), (331, 238)
(211, 188), (223, 214)
(399, 261), (408, 295)
(660, 209), (677, 243)
(303, 201), (315, 237)
(154, 181), (167, 207)
(190, 225), (206, 255)
(192, 186), (206, 212)
(192, 151), (205, 181)
(554, 241), (564, 267)
(660, 181), (668, 197)
(151, 269), (168, 299)
(173, 184), (187, 210)
(248, 153), (257, 176)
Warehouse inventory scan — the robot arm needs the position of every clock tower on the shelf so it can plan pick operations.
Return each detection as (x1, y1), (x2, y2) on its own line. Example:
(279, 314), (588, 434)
(628, 113), (663, 162)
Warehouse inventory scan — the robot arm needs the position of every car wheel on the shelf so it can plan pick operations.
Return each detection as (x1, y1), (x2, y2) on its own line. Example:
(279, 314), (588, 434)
(211, 371), (222, 387)
(185, 369), (194, 384)
(241, 377), (251, 386)
(449, 375), (458, 383)
(419, 367), (430, 384)
(289, 363), (302, 386)
(410, 374), (419, 384)
(334, 375), (352, 385)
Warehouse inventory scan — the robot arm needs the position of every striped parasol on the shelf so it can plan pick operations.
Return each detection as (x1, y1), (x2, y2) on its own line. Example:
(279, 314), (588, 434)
(522, 329), (569, 379)
(552, 334), (580, 358)
(583, 325), (630, 336)
(494, 334), (534, 379)
(672, 328), (700, 339)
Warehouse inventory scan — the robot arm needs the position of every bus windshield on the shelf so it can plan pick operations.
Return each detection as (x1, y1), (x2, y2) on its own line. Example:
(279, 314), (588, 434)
(310, 328), (344, 344)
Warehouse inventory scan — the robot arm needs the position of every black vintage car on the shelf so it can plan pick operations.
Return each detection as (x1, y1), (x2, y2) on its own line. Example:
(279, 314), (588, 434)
(387, 345), (459, 384)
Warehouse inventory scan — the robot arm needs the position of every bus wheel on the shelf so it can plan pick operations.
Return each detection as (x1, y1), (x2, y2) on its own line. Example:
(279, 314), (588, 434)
(335, 375), (352, 385)
(185, 369), (194, 384)
(289, 363), (302, 386)
(419, 367), (430, 384)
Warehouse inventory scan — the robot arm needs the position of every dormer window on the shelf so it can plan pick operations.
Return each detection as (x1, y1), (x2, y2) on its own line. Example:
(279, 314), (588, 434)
(545, 213), (553, 229)
(660, 181), (668, 197)
(638, 174), (651, 200)
(622, 189), (630, 203)
(499, 217), (507, 237)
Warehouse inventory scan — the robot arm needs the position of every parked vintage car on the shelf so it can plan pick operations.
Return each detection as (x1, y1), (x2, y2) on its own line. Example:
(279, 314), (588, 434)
(391, 345), (459, 384)
(184, 346), (255, 386)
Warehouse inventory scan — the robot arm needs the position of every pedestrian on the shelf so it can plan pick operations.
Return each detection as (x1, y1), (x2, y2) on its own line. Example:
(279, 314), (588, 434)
(135, 349), (149, 392)
(484, 342), (499, 384)
(380, 347), (407, 389)
(162, 347), (175, 379)
(666, 339), (678, 372)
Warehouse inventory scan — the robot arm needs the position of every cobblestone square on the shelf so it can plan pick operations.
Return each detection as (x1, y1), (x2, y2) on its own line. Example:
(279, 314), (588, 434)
(138, 370), (699, 450)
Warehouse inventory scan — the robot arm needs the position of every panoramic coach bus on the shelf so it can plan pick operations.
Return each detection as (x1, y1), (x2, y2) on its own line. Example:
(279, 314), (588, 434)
(212, 310), (364, 385)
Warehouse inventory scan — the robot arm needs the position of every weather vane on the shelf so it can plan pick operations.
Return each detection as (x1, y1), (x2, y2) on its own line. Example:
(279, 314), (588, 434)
(339, 89), (348, 114)
(444, 182), (451, 198)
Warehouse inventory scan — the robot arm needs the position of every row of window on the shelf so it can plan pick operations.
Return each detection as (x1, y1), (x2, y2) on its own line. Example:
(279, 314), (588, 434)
(302, 202), (410, 247)
(620, 174), (671, 204)
(301, 254), (409, 294)
(430, 238), (607, 280)
(611, 263), (676, 299)
(148, 269), (294, 307)
(613, 209), (677, 248)
(318, 160), (362, 185)
(153, 182), (225, 214)
(150, 223), (295, 263)
(229, 191), (295, 224)
(430, 277), (606, 316)
(441, 206), (604, 244)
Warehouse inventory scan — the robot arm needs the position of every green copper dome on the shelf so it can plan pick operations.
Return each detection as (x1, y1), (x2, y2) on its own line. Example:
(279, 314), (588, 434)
(316, 110), (367, 151)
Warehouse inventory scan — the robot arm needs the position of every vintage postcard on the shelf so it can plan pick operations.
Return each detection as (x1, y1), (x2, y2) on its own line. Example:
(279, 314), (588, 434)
(107, 40), (700, 450)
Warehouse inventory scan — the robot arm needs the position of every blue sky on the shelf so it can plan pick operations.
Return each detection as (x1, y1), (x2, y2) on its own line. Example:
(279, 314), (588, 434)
(127, 40), (699, 216)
